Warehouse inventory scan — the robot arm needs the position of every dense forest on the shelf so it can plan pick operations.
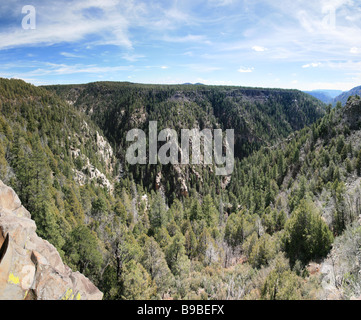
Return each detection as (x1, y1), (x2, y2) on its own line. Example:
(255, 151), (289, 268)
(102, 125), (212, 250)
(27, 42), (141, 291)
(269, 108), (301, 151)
(46, 82), (325, 202)
(1, 78), (361, 300)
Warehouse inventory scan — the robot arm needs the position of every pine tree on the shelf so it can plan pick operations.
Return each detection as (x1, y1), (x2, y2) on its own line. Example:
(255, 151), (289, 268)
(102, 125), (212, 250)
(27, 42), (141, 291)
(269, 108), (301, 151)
(141, 236), (173, 295)
(149, 191), (168, 231)
(283, 199), (333, 265)
(120, 260), (155, 300)
(202, 194), (218, 227)
(165, 231), (190, 276)
(65, 225), (103, 276)
(190, 199), (202, 222)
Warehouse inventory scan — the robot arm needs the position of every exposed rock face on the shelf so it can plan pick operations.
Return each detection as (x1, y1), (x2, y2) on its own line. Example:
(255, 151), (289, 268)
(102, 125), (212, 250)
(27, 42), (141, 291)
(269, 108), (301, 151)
(343, 97), (361, 130)
(96, 131), (114, 170)
(0, 180), (103, 300)
(70, 123), (116, 193)
(72, 158), (113, 192)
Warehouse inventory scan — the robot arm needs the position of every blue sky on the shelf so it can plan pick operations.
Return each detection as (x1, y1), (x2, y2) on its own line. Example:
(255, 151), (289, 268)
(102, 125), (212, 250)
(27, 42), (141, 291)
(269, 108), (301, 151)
(0, 0), (361, 91)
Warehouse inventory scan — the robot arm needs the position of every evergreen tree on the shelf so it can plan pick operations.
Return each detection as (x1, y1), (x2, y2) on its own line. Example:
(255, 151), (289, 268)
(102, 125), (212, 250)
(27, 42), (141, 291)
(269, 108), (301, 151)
(141, 236), (173, 295)
(120, 260), (155, 300)
(149, 192), (168, 231)
(283, 199), (333, 265)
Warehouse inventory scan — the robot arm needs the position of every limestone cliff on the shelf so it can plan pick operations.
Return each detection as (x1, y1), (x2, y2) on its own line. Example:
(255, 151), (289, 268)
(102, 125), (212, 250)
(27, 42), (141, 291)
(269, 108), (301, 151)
(0, 180), (103, 300)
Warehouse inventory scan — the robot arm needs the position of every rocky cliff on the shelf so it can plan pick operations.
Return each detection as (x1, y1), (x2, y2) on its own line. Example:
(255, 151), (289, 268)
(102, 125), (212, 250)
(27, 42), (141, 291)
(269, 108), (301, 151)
(343, 96), (361, 130)
(0, 180), (103, 300)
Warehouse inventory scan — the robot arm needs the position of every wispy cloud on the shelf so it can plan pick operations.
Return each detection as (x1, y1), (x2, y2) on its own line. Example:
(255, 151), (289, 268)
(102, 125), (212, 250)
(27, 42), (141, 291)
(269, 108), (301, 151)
(122, 53), (146, 62)
(302, 62), (322, 68)
(162, 34), (210, 44)
(143, 65), (170, 70)
(0, 0), (136, 50)
(350, 47), (361, 54)
(238, 66), (254, 73)
(1, 0), (361, 90)
(60, 52), (83, 58)
(252, 46), (267, 52)
(26, 62), (133, 76)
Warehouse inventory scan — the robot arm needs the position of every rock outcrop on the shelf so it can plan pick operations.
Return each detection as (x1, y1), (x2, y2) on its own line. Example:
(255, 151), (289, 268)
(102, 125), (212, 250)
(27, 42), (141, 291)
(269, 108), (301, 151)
(0, 180), (103, 300)
(343, 96), (361, 130)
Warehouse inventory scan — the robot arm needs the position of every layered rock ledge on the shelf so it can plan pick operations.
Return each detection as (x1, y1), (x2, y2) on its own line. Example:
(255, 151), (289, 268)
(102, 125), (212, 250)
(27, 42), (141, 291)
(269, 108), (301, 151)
(0, 180), (103, 300)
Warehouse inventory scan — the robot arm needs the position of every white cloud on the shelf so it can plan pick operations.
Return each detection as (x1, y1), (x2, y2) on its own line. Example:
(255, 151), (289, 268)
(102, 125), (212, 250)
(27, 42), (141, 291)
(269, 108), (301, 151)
(302, 62), (322, 68)
(162, 34), (210, 44)
(221, 0), (361, 63)
(252, 46), (267, 52)
(350, 47), (360, 54)
(238, 66), (254, 73)
(60, 52), (83, 58)
(143, 65), (170, 70)
(27, 62), (133, 76)
(1, 0), (361, 89)
(0, 0), (136, 50)
(140, 3), (197, 31)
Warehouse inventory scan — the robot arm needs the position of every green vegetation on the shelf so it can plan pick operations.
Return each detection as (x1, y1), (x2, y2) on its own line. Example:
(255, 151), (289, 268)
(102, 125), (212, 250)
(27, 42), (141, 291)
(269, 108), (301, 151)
(283, 199), (334, 265)
(1, 78), (361, 300)
(46, 82), (325, 201)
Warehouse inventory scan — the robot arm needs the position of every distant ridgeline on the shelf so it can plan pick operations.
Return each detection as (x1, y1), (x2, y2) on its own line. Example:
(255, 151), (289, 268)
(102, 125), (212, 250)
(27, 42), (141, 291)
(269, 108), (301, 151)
(305, 85), (361, 106)
(332, 86), (361, 106)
